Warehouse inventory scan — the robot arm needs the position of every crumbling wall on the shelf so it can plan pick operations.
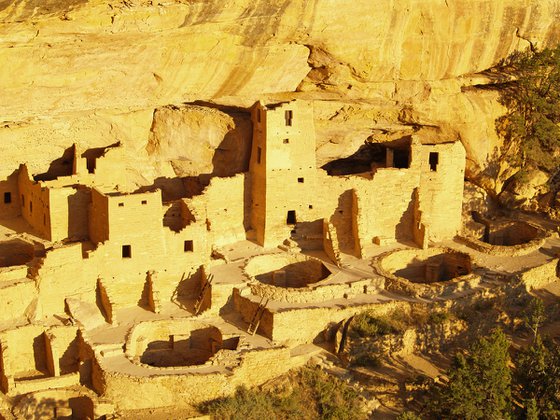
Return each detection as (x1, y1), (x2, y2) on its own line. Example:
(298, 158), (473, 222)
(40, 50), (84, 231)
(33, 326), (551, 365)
(199, 174), (248, 246)
(353, 168), (419, 255)
(0, 170), (21, 219)
(0, 325), (47, 381)
(36, 243), (97, 317)
(44, 326), (79, 376)
(18, 165), (52, 240)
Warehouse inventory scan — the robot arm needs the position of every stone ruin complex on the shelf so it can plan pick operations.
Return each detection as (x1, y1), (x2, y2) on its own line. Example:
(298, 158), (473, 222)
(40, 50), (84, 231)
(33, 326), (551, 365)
(0, 99), (557, 418)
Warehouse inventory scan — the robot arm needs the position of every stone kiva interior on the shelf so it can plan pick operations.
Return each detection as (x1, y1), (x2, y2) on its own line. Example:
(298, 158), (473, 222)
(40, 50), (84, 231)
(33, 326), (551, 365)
(246, 254), (331, 288)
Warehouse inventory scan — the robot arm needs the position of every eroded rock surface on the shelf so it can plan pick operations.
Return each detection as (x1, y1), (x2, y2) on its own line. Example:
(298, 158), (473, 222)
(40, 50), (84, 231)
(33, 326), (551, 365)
(1, 0), (559, 195)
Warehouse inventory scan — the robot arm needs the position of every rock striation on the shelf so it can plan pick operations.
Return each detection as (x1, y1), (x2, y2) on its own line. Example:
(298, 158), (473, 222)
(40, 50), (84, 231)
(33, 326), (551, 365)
(0, 0), (559, 197)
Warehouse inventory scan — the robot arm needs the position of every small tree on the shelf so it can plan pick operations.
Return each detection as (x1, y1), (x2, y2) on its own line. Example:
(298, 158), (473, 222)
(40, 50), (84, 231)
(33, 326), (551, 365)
(523, 297), (546, 338)
(496, 45), (560, 171)
(515, 335), (560, 418)
(430, 329), (512, 419)
(525, 398), (539, 420)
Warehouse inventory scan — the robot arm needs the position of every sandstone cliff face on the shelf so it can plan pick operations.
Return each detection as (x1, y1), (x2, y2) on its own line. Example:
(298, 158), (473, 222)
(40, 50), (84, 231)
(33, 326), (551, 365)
(1, 0), (559, 191)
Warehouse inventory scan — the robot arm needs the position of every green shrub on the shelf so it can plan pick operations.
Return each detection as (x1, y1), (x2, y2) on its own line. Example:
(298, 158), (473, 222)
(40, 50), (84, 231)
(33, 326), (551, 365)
(428, 311), (453, 325)
(301, 367), (365, 420)
(200, 367), (366, 420)
(396, 411), (423, 420)
(351, 312), (403, 337)
(352, 352), (382, 369)
(200, 385), (304, 420)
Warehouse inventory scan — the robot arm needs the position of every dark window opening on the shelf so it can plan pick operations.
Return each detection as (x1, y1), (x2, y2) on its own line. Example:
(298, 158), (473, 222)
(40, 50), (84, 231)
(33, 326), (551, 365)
(287, 210), (296, 224)
(141, 200), (147, 205)
(122, 245), (132, 258)
(309, 205), (313, 209)
(393, 149), (410, 169)
(257, 147), (262, 164)
(429, 152), (439, 172)
(285, 110), (293, 126)
(3, 192), (11, 204)
(86, 158), (96, 174)
(298, 177), (304, 183)
(184, 240), (194, 252)
(322, 137), (412, 175)
(283, 138), (289, 144)
(118, 202), (124, 207)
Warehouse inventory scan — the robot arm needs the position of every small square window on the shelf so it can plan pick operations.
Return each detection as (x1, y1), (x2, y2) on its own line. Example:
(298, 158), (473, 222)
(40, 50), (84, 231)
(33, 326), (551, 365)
(283, 138), (289, 144)
(184, 240), (194, 252)
(309, 205), (313, 209)
(141, 200), (147, 205)
(3, 192), (11, 204)
(118, 202), (124, 207)
(122, 245), (132, 258)
(298, 177), (304, 183)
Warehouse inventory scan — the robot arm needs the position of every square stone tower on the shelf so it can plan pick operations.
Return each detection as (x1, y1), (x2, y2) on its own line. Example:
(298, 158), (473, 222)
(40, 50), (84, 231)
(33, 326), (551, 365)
(249, 100), (317, 247)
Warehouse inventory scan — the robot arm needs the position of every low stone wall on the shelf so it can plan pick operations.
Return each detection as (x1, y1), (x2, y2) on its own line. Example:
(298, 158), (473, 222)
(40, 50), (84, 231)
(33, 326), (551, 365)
(519, 259), (559, 290)
(97, 346), (292, 411)
(234, 288), (406, 343)
(272, 301), (408, 344)
(248, 278), (383, 304)
(12, 372), (80, 396)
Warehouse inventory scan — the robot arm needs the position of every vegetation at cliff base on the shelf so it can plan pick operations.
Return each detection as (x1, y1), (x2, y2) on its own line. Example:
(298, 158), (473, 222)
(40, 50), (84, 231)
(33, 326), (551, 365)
(496, 45), (560, 172)
(395, 298), (560, 419)
(428, 329), (512, 419)
(199, 366), (366, 420)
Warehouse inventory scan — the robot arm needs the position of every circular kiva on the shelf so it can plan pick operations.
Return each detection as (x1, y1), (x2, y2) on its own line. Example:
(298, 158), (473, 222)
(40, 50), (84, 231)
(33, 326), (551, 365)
(0, 238), (35, 267)
(243, 253), (365, 304)
(244, 253), (332, 289)
(460, 219), (548, 256)
(126, 319), (234, 368)
(373, 247), (479, 299)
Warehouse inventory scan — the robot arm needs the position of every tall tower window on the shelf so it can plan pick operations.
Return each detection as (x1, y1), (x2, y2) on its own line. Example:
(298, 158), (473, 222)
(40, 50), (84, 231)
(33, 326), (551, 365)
(285, 110), (293, 126)
(3, 192), (11, 204)
(429, 152), (439, 172)
(287, 210), (296, 224)
(257, 147), (262, 164)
